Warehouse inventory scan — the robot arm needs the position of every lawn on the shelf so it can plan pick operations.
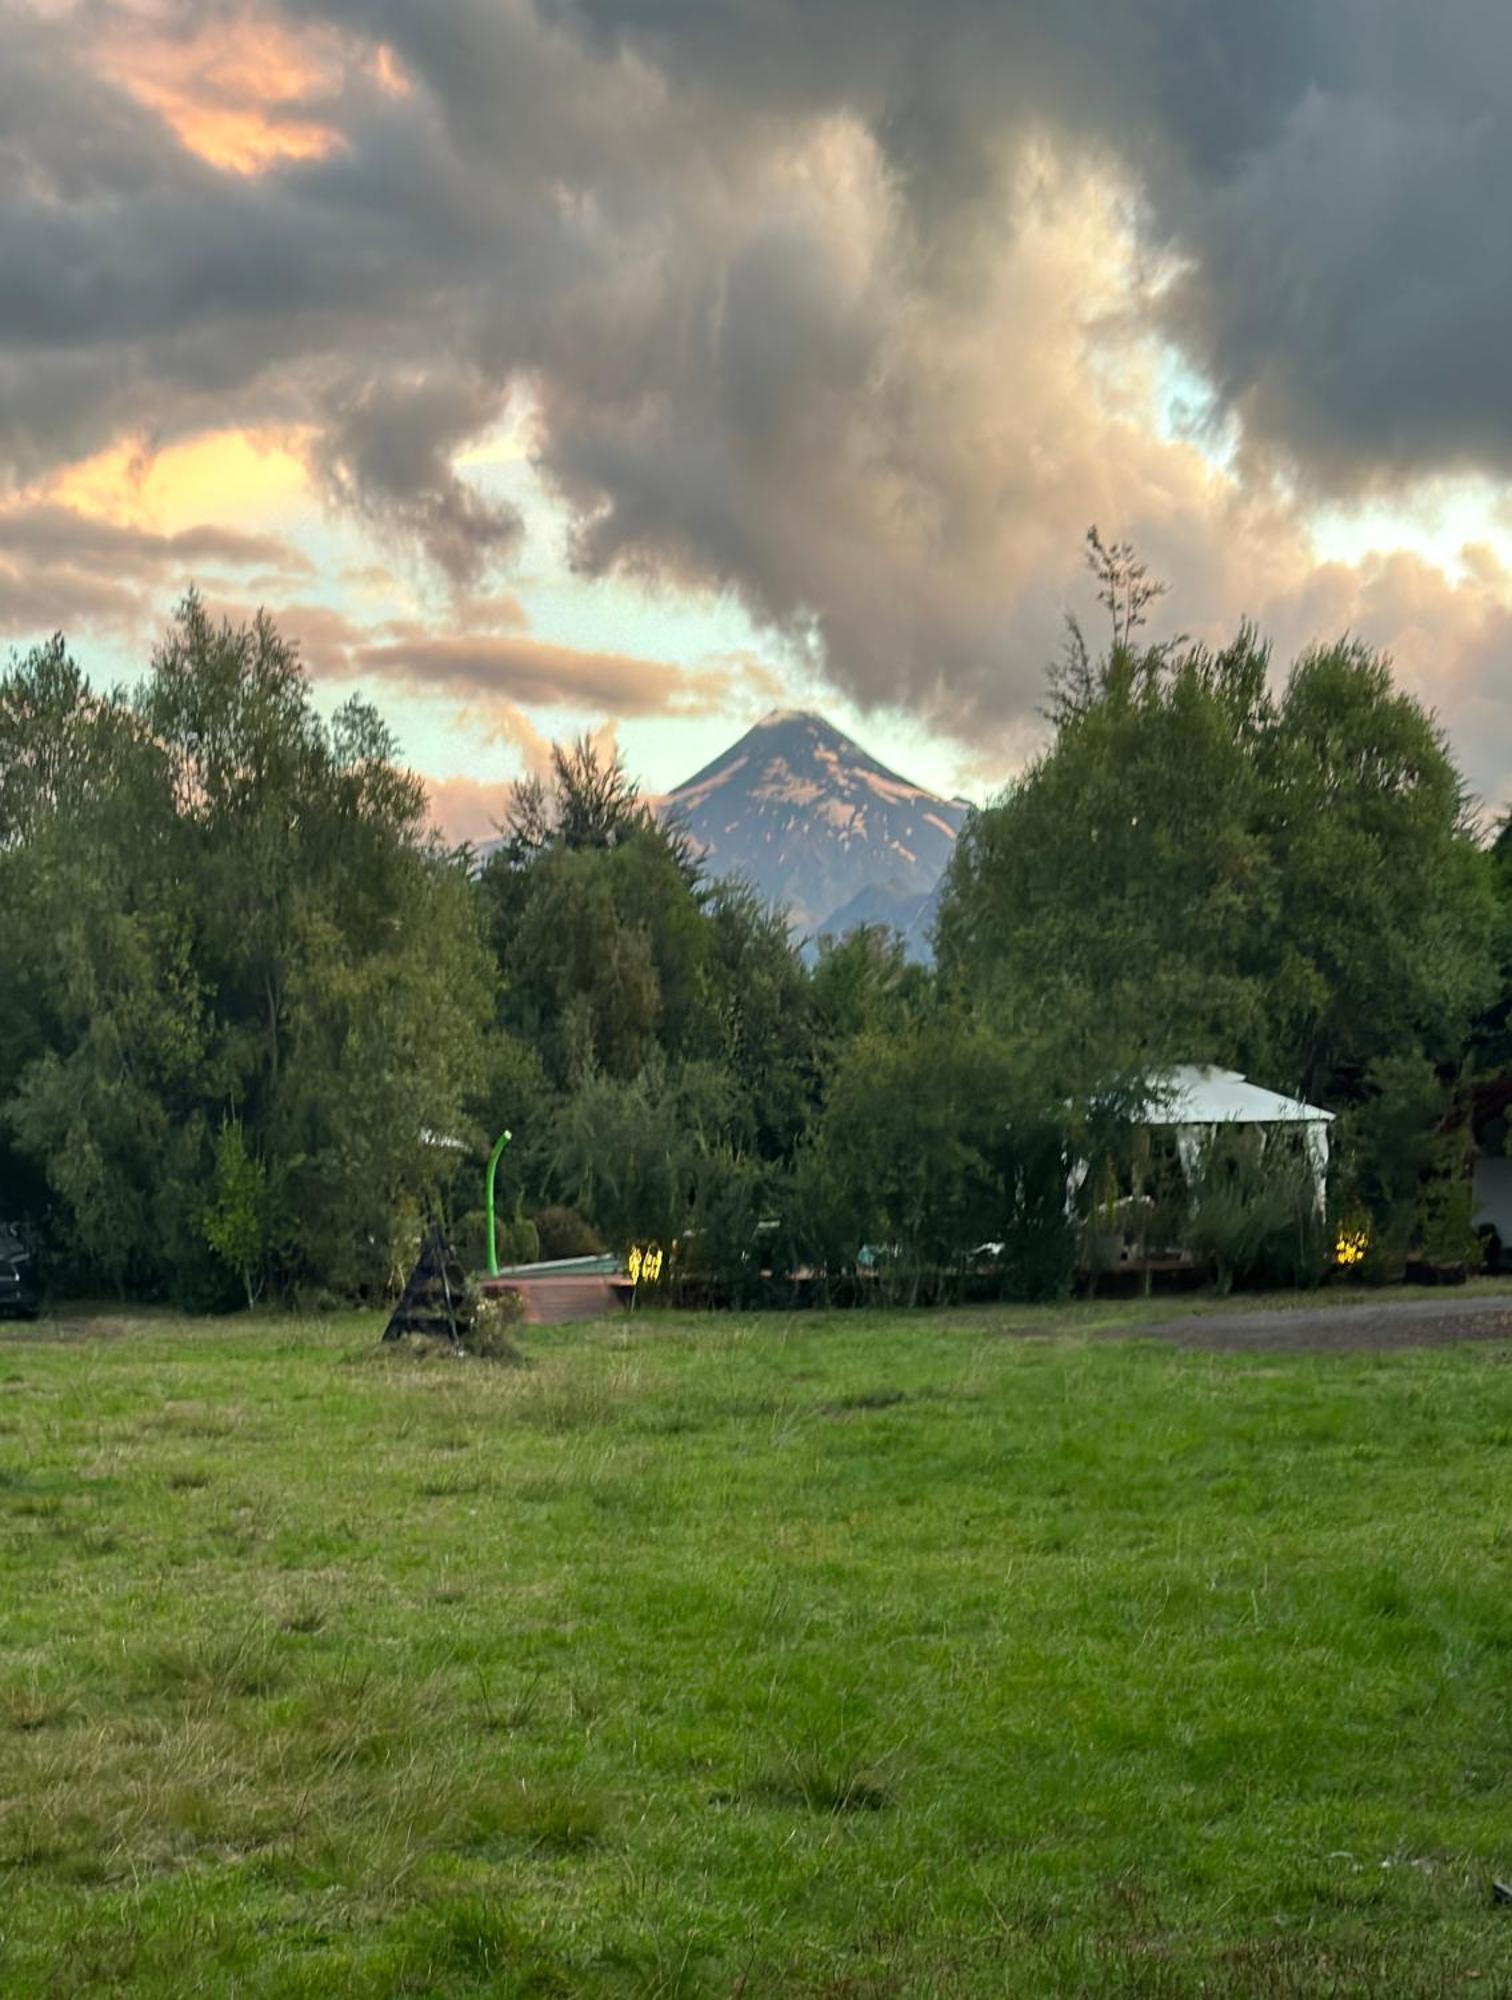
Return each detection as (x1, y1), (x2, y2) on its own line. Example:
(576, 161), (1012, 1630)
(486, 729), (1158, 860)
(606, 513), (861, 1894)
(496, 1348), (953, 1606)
(3, 1300), (1512, 1997)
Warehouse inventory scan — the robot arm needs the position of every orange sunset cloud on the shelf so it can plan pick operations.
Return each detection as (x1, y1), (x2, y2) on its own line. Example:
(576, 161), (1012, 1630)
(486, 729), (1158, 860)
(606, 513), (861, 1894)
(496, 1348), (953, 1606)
(98, 12), (359, 175)
(49, 429), (315, 534)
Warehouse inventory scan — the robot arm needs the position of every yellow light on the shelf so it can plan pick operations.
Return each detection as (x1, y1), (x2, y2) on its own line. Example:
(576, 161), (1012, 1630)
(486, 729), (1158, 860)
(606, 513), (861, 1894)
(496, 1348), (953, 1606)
(1334, 1226), (1369, 1268)
(626, 1244), (664, 1286)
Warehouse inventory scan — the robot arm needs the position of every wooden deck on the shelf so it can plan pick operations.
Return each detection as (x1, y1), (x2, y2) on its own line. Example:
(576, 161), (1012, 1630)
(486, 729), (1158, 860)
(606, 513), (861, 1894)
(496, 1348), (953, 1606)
(479, 1273), (633, 1325)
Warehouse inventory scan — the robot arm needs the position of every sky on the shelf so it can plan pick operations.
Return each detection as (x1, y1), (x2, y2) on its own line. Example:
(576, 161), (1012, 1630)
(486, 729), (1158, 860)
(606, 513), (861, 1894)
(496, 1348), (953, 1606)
(6, 0), (1512, 842)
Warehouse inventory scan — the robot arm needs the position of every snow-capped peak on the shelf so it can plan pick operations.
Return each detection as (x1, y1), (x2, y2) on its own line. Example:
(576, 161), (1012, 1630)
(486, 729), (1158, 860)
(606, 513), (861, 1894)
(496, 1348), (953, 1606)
(658, 708), (966, 956)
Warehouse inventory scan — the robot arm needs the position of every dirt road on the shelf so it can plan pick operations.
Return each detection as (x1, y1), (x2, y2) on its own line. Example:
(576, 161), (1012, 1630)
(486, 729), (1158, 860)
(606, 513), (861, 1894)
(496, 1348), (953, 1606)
(1107, 1291), (1512, 1353)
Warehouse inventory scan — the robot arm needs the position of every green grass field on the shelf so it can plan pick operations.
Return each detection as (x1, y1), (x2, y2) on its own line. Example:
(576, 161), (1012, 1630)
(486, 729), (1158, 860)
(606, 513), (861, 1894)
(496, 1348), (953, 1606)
(3, 1300), (1512, 1997)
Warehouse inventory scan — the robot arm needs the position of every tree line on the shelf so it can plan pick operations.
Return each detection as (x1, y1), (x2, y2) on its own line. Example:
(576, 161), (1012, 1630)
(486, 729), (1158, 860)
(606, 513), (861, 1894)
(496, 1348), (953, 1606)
(2, 570), (1508, 1309)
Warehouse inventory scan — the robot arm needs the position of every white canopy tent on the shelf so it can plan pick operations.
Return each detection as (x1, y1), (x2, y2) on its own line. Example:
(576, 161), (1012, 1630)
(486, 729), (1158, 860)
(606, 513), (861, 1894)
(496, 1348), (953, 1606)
(1137, 1064), (1333, 1212)
(1068, 1065), (1334, 1218)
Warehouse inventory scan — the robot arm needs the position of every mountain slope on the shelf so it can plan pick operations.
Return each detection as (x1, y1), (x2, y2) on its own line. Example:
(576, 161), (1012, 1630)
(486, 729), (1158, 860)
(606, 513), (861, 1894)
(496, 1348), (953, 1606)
(659, 710), (967, 946)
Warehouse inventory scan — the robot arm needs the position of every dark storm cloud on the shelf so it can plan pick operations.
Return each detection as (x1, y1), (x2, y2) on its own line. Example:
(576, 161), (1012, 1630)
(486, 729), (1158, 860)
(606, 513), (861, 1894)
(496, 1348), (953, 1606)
(0, 4), (543, 477)
(530, 0), (1512, 489)
(1157, 77), (1512, 486)
(4, 0), (1512, 745)
(316, 374), (524, 585)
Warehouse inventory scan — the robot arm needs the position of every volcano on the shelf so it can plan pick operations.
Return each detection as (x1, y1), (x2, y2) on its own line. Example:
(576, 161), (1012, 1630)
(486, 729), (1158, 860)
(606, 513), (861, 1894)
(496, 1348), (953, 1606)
(659, 710), (968, 955)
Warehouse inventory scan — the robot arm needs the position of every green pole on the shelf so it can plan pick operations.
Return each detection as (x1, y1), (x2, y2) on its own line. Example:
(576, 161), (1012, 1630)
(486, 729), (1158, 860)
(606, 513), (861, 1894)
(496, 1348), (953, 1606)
(485, 1128), (513, 1277)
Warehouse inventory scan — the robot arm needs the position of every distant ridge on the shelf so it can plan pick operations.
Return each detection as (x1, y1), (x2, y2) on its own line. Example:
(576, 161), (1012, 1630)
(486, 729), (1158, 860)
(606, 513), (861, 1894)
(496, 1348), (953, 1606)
(659, 709), (967, 955)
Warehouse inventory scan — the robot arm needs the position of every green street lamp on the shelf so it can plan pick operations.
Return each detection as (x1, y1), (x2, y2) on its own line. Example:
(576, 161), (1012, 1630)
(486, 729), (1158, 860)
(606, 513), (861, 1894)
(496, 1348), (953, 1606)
(485, 1128), (513, 1277)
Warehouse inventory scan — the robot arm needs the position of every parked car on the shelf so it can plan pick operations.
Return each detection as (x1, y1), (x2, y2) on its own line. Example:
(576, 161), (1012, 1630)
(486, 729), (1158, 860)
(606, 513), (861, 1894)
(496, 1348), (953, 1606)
(0, 1225), (40, 1319)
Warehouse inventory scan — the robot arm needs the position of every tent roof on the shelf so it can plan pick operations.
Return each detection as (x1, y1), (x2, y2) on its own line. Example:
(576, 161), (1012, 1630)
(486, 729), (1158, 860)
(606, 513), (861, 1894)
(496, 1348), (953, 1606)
(1141, 1065), (1333, 1128)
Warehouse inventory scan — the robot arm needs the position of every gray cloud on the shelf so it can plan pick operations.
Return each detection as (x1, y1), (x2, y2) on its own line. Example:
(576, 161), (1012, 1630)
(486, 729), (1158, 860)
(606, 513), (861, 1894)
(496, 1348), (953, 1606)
(4, 0), (1512, 765)
(349, 631), (728, 716)
(316, 373), (524, 584)
(535, 0), (1511, 492)
(0, 494), (314, 646)
(0, 502), (310, 575)
(1156, 78), (1512, 489)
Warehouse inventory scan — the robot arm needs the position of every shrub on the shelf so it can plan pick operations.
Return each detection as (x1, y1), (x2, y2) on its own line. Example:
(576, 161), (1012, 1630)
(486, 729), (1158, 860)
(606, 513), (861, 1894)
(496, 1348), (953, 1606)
(453, 1203), (540, 1271)
(202, 1120), (275, 1309)
(532, 1206), (604, 1260)
(464, 1289), (527, 1363)
(796, 1018), (1026, 1306)
(995, 1110), (1081, 1302)
(1415, 1120), (1481, 1271)
(672, 1149), (783, 1306)
(1333, 1054), (1448, 1282)
(1183, 1131), (1326, 1293)
(497, 1214), (541, 1266)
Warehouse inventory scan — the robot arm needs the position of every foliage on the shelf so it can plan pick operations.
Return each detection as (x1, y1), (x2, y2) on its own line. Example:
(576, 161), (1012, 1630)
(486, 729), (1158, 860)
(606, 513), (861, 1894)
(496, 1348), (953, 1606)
(938, 627), (1498, 1107)
(202, 1121), (275, 1309)
(465, 1289), (527, 1360)
(473, 744), (824, 1288)
(502, 734), (653, 861)
(1468, 812), (1512, 1074)
(542, 1065), (688, 1251)
(1415, 1118), (1481, 1270)
(497, 1212), (542, 1268)
(531, 1205), (605, 1260)
(669, 1146), (785, 1306)
(699, 880), (815, 1161)
(937, 569), (1500, 1307)
(795, 1014), (1087, 1305)
(6, 544), (1507, 1313)
(1048, 523), (1174, 720)
(795, 1018), (1002, 1302)
(1332, 1054), (1450, 1281)
(1268, 646), (1497, 1098)
(478, 740), (711, 1090)
(939, 627), (1282, 1077)
(995, 1103), (1086, 1301)
(453, 1200), (539, 1272)
(0, 600), (493, 1304)
(808, 922), (930, 1051)
(1182, 1130), (1328, 1295)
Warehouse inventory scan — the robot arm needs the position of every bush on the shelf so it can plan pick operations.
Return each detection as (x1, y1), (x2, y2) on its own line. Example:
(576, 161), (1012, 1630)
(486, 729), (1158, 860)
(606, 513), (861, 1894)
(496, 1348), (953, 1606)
(1183, 1132), (1326, 1293)
(497, 1214), (541, 1266)
(532, 1206), (604, 1260)
(791, 1023), (1105, 1307)
(1333, 1054), (1448, 1282)
(1414, 1128), (1481, 1272)
(796, 1018), (1025, 1306)
(453, 1204), (540, 1271)
(995, 1111), (1081, 1302)
(672, 1149), (782, 1306)
(466, 1289), (527, 1363)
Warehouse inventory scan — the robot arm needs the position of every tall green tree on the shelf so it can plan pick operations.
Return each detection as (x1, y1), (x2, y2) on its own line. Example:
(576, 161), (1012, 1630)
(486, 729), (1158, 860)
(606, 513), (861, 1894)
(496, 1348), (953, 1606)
(938, 627), (1496, 1108)
(1261, 643), (1497, 1099)
(479, 741), (716, 1089)
(937, 562), (1498, 1271)
(475, 739), (824, 1268)
(1, 599), (493, 1302)
(0, 634), (205, 1290)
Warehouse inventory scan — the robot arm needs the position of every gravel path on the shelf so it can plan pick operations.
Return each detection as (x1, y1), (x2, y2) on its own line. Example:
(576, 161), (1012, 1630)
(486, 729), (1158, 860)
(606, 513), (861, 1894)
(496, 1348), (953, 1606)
(1106, 1291), (1512, 1353)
